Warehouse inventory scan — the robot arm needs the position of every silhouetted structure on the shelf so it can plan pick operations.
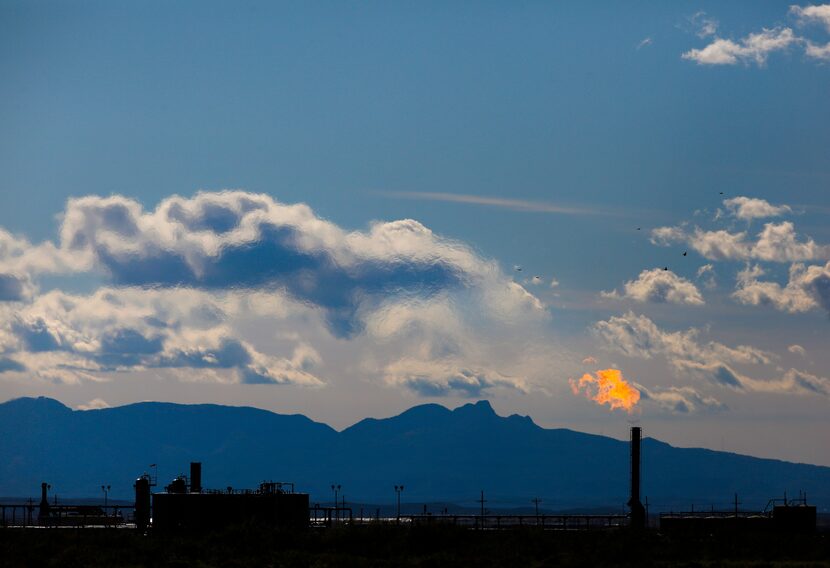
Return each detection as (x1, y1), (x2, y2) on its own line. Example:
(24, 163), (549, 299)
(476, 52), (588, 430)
(190, 462), (202, 494)
(36, 482), (123, 527)
(134, 475), (151, 531)
(148, 462), (308, 531)
(660, 494), (816, 535)
(628, 426), (646, 530)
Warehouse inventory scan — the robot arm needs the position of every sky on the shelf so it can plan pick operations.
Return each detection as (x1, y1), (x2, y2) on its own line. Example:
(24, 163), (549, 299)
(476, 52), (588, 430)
(1, 1), (829, 466)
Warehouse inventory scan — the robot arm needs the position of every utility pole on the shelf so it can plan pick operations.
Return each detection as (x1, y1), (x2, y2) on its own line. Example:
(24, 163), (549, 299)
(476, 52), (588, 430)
(478, 490), (486, 529)
(532, 497), (541, 523)
(101, 485), (110, 511)
(394, 485), (404, 523)
(331, 484), (341, 522)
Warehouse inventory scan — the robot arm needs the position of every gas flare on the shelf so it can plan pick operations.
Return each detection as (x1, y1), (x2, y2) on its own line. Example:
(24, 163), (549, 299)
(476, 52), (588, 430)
(570, 368), (640, 413)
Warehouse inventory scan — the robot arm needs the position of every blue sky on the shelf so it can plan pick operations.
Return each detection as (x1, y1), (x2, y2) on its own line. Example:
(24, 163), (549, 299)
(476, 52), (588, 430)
(1, 1), (829, 465)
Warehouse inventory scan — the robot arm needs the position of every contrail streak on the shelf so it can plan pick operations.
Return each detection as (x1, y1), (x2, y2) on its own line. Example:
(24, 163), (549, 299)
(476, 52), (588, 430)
(376, 190), (618, 216)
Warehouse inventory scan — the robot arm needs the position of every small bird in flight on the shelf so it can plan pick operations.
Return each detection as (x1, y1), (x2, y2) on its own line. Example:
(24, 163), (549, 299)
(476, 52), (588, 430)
(682, 251), (687, 256)
(514, 265), (522, 272)
(663, 267), (669, 271)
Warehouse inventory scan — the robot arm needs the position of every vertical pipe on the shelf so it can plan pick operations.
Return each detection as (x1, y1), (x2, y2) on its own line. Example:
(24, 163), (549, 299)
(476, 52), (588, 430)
(38, 482), (49, 524)
(631, 427), (641, 505)
(135, 476), (151, 531)
(629, 426), (646, 530)
(190, 462), (202, 493)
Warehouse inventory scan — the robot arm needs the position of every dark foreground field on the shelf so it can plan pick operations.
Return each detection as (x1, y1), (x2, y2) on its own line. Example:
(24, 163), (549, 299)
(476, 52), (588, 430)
(1, 525), (829, 568)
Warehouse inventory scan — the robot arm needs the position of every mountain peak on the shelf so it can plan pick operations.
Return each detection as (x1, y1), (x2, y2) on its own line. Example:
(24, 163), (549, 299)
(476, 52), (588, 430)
(454, 399), (496, 416)
(1, 396), (71, 413)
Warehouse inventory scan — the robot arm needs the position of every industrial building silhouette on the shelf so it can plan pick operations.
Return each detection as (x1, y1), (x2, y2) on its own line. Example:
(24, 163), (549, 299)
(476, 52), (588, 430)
(135, 462), (309, 531)
(1, 426), (816, 534)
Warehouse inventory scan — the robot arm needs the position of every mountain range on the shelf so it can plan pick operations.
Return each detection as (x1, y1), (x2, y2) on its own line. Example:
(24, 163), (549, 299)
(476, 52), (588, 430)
(1, 396), (828, 512)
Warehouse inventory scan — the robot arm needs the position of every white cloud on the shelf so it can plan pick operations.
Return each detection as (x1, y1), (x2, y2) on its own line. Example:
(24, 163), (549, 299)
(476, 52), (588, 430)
(0, 287), (326, 386)
(602, 268), (704, 305)
(0, 191), (545, 337)
(0, 191), (558, 396)
(549, 278), (560, 288)
(382, 358), (528, 397)
(682, 27), (799, 66)
(636, 384), (726, 414)
(690, 11), (719, 38)
(733, 262), (830, 314)
(677, 360), (829, 396)
(651, 222), (828, 262)
(77, 398), (111, 410)
(637, 37), (653, 50)
(723, 196), (792, 220)
(790, 4), (830, 32)
(696, 264), (717, 289)
(788, 344), (807, 356)
(752, 222), (826, 261)
(805, 40), (830, 59)
(593, 311), (770, 366)
(594, 311), (828, 398)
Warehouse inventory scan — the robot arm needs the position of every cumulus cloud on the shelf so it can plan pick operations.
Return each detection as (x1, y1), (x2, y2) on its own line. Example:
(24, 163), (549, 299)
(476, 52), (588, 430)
(0, 191), (552, 395)
(382, 358), (527, 397)
(593, 311), (770, 366)
(683, 5), (830, 65)
(724, 196), (792, 220)
(2, 191), (545, 339)
(602, 268), (704, 305)
(788, 344), (807, 356)
(805, 40), (830, 59)
(733, 262), (830, 314)
(0, 287), (325, 386)
(651, 222), (828, 262)
(677, 360), (830, 396)
(0, 228), (77, 276)
(77, 398), (110, 410)
(636, 384), (726, 414)
(790, 4), (830, 32)
(682, 27), (798, 66)
(594, 311), (828, 398)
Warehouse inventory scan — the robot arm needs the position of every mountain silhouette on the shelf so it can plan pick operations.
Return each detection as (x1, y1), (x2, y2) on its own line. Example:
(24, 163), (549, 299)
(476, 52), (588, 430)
(1, 396), (827, 512)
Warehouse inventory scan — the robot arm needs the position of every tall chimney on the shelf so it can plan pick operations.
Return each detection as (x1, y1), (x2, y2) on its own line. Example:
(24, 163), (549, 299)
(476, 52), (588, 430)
(39, 482), (50, 521)
(628, 426), (646, 529)
(190, 462), (202, 493)
(134, 476), (151, 531)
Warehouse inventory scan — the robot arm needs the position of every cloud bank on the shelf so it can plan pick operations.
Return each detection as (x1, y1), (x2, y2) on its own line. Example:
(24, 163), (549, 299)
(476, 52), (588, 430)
(0, 191), (550, 397)
(651, 221), (828, 262)
(594, 311), (829, 397)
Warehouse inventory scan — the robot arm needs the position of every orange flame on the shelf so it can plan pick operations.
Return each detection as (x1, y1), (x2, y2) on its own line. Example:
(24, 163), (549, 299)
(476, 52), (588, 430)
(569, 368), (640, 413)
